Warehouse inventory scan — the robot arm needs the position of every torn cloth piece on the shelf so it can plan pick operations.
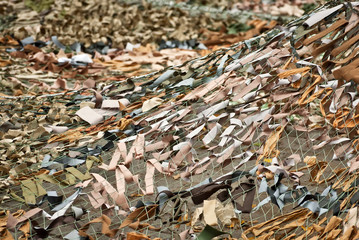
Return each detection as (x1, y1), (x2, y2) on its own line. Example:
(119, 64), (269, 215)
(79, 215), (118, 238)
(119, 205), (158, 229)
(92, 173), (129, 210)
(142, 97), (163, 112)
(217, 182), (256, 213)
(76, 106), (104, 125)
(203, 200), (218, 226)
(182, 180), (231, 205)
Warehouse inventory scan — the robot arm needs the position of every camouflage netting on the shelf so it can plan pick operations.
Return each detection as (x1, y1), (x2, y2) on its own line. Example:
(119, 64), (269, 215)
(1, 0), (287, 48)
(2, 1), (359, 240)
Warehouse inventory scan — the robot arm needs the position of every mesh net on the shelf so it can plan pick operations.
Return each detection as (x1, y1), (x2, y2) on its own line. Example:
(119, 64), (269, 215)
(2, 2), (359, 239)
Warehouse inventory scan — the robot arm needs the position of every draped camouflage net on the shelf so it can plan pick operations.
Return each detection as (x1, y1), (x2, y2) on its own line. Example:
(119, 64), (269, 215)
(2, 2), (359, 239)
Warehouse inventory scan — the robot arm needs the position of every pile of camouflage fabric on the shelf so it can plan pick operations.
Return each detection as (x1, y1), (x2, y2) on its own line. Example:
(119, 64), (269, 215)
(155, 0), (314, 17)
(2, 1), (359, 240)
(1, 0), (299, 48)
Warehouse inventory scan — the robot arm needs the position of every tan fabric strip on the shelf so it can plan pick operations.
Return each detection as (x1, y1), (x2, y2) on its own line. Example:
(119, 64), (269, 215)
(312, 37), (342, 57)
(303, 19), (348, 46)
(331, 34), (359, 57)
(333, 58), (359, 83)
(323, 47), (359, 66)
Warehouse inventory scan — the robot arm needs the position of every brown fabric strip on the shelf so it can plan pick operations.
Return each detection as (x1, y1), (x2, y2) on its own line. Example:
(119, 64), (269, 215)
(182, 182), (231, 205)
(172, 142), (192, 167)
(233, 76), (261, 101)
(303, 19), (348, 46)
(79, 215), (118, 239)
(333, 58), (359, 83)
(234, 189), (256, 213)
(297, 75), (322, 105)
(323, 47), (359, 68)
(331, 34), (359, 57)
(217, 182), (255, 213)
(240, 123), (258, 144)
(312, 37), (342, 57)
(128, 220), (161, 231)
(180, 73), (229, 102)
(119, 205), (158, 229)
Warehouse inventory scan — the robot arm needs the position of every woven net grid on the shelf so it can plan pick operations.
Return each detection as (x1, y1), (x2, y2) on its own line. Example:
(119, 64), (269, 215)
(1, 2), (359, 239)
